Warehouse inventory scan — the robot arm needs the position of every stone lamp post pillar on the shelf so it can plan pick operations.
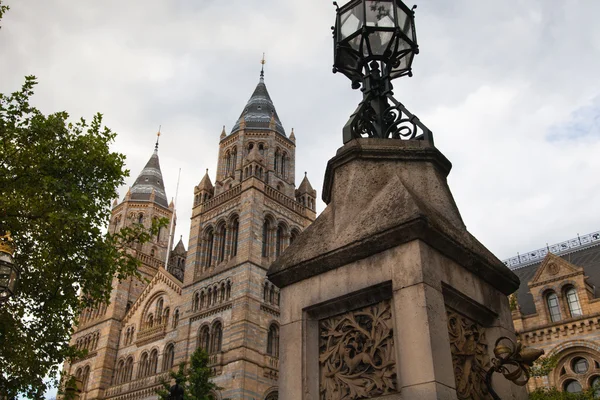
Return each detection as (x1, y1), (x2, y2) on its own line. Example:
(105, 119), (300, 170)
(268, 138), (526, 399)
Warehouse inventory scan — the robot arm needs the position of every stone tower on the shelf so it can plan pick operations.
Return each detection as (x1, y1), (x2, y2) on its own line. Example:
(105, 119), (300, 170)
(179, 70), (316, 399)
(63, 141), (176, 398)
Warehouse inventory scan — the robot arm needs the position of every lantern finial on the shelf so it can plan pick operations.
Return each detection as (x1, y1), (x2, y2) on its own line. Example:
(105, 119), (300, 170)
(260, 53), (266, 81)
(0, 232), (14, 257)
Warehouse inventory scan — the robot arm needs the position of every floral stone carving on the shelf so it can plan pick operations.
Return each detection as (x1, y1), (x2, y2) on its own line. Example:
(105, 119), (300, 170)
(319, 300), (397, 399)
(447, 309), (492, 399)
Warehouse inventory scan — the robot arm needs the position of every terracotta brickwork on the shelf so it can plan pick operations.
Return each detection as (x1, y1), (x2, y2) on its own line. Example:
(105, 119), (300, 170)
(63, 75), (316, 399)
(512, 252), (600, 393)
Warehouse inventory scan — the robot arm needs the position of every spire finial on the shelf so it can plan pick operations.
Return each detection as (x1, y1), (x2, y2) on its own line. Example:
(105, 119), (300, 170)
(305, 171), (307, 177)
(155, 125), (161, 153)
(260, 52), (266, 81)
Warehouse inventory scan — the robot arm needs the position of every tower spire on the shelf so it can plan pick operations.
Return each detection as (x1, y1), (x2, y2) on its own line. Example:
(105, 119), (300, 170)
(155, 125), (161, 154)
(260, 52), (266, 82)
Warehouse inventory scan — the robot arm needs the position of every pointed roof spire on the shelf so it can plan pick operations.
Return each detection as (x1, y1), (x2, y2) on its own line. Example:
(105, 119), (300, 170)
(297, 172), (316, 196)
(197, 169), (214, 191)
(260, 52), (266, 82)
(231, 57), (286, 136)
(129, 135), (169, 208)
(173, 235), (186, 254)
(290, 127), (296, 142)
(220, 125), (226, 139)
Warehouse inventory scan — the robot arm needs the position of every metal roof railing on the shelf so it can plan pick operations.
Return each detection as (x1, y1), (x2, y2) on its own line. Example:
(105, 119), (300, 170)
(503, 230), (600, 270)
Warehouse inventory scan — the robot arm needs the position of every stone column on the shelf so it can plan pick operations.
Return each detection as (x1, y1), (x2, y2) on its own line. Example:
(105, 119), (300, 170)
(268, 138), (526, 400)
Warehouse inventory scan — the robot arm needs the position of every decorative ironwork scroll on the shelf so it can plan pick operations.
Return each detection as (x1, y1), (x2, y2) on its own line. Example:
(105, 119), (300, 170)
(447, 310), (492, 400)
(319, 300), (397, 399)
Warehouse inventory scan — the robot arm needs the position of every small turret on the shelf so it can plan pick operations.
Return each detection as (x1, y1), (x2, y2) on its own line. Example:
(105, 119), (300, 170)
(220, 125), (226, 140)
(289, 128), (296, 143)
(167, 236), (186, 282)
(194, 169), (214, 206)
(296, 172), (317, 211)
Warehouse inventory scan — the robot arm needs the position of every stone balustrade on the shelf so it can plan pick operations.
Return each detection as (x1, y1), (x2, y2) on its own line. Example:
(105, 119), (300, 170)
(104, 371), (170, 398)
(137, 252), (164, 269)
(264, 186), (306, 215)
(202, 185), (242, 212)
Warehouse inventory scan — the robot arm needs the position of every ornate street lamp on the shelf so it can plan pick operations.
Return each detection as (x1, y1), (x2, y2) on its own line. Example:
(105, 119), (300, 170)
(0, 231), (19, 303)
(332, 0), (433, 143)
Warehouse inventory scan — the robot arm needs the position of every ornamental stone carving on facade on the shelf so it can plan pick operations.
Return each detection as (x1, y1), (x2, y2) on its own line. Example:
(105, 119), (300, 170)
(319, 300), (397, 399)
(447, 309), (492, 400)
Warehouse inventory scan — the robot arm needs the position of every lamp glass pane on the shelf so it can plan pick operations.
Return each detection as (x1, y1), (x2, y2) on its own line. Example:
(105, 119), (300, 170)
(0, 264), (10, 289)
(365, 1), (394, 27)
(396, 5), (412, 39)
(340, 5), (364, 40)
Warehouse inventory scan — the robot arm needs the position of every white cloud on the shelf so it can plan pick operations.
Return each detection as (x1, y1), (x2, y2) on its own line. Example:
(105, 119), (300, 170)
(2, 0), (600, 267)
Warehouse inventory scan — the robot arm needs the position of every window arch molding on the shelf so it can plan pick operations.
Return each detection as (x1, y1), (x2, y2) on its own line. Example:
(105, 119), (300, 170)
(550, 347), (600, 392)
(263, 387), (279, 400)
(139, 291), (170, 329)
(266, 322), (280, 357)
(202, 225), (216, 269)
(197, 324), (211, 352)
(210, 319), (224, 354)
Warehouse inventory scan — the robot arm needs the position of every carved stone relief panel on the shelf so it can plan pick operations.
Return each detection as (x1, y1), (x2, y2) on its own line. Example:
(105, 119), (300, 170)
(319, 300), (397, 400)
(447, 309), (492, 400)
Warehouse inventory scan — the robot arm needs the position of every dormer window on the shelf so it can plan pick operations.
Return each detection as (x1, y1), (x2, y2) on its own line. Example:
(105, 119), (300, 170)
(546, 292), (561, 322)
(565, 287), (583, 318)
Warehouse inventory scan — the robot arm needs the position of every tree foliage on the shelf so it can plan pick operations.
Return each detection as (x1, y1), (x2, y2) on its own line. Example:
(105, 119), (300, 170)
(157, 347), (220, 400)
(529, 387), (597, 400)
(0, 77), (165, 398)
(530, 354), (560, 378)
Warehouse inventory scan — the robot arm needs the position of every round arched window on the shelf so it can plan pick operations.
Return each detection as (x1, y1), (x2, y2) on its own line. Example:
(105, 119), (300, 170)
(573, 357), (589, 374)
(565, 379), (583, 393)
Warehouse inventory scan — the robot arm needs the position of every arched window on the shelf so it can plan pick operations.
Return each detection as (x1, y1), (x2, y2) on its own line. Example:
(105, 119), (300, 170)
(565, 379), (583, 393)
(199, 326), (210, 351)
(173, 309), (180, 328)
(275, 225), (285, 257)
(82, 366), (90, 391)
(262, 218), (272, 258)
(547, 292), (562, 322)
(148, 349), (158, 376)
(290, 229), (299, 245)
(230, 216), (239, 257)
(267, 324), (280, 357)
(163, 343), (175, 372)
(226, 281), (232, 300)
(115, 360), (125, 384)
(139, 352), (149, 378)
(211, 322), (223, 354)
(217, 222), (227, 263)
(212, 286), (218, 305)
(194, 292), (200, 311)
(199, 291), (205, 309)
(265, 391), (279, 400)
(163, 307), (170, 326)
(138, 213), (144, 225)
(566, 287), (583, 318)
(146, 313), (154, 329)
(225, 152), (231, 176)
(264, 282), (269, 302)
(220, 283), (226, 303)
(125, 357), (134, 382)
(274, 149), (280, 173)
(207, 288), (213, 307)
(204, 228), (215, 269)
(156, 298), (164, 323)
(281, 153), (287, 178)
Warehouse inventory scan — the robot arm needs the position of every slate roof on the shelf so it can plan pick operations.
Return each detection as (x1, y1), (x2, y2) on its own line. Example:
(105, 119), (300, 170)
(231, 73), (286, 136)
(129, 147), (169, 208)
(513, 243), (600, 315)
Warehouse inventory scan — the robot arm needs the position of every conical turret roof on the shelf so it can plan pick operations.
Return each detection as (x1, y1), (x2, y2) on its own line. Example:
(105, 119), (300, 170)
(231, 73), (286, 136)
(172, 236), (186, 255)
(129, 145), (169, 208)
(197, 169), (214, 191)
(297, 172), (316, 195)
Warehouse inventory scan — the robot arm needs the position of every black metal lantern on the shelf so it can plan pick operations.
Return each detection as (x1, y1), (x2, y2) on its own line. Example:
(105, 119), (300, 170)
(333, 0), (418, 87)
(332, 0), (432, 144)
(0, 232), (18, 303)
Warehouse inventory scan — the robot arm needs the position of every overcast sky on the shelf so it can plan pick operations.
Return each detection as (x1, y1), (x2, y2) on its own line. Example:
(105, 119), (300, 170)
(2, 0), (600, 266)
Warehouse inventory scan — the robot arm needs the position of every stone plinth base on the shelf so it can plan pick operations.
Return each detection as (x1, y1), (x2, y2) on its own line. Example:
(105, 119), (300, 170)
(268, 139), (525, 400)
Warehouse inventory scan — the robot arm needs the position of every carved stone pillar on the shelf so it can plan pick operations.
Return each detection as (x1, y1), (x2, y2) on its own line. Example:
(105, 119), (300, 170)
(269, 139), (525, 400)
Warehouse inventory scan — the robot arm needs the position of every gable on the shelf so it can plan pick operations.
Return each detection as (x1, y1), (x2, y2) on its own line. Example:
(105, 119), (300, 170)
(529, 253), (583, 287)
(122, 267), (182, 325)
